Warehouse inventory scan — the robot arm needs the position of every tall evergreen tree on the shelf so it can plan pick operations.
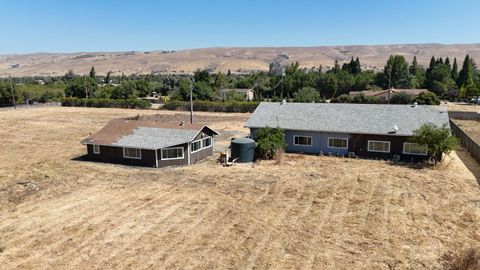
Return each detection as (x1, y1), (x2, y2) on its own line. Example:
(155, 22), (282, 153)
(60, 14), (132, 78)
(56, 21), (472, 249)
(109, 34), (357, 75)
(457, 55), (475, 87)
(451, 58), (459, 82)
(89, 66), (96, 79)
(445, 57), (451, 68)
(383, 55), (410, 88)
(409, 56), (426, 89)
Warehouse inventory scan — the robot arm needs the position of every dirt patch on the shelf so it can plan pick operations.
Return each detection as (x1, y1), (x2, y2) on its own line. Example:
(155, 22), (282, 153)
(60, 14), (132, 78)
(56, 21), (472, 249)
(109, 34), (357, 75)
(0, 107), (479, 269)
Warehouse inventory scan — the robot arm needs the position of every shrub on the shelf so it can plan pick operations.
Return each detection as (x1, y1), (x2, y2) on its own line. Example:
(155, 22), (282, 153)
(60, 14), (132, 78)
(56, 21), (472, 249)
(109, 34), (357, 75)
(390, 92), (412, 104)
(293, 87), (323, 103)
(255, 127), (287, 160)
(61, 97), (150, 109)
(335, 94), (353, 103)
(410, 123), (458, 164)
(163, 100), (259, 113)
(442, 247), (480, 270)
(415, 92), (441, 105)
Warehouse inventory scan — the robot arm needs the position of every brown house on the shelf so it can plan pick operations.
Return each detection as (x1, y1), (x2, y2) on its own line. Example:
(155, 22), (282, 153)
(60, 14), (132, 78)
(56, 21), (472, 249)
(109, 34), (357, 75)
(81, 118), (219, 167)
(349, 88), (430, 103)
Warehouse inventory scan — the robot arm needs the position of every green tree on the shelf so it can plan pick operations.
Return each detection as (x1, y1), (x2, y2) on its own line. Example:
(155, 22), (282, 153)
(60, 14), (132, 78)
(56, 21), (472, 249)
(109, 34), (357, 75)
(410, 123), (458, 164)
(105, 71), (112, 84)
(64, 76), (98, 98)
(293, 87), (322, 102)
(332, 94), (353, 103)
(451, 58), (459, 82)
(89, 66), (96, 79)
(111, 80), (136, 99)
(409, 56), (426, 89)
(414, 92), (440, 105)
(193, 69), (211, 83)
(255, 127), (287, 160)
(428, 64), (455, 96)
(224, 90), (245, 101)
(193, 80), (215, 100)
(384, 55), (411, 88)
(0, 80), (16, 105)
(457, 55), (476, 88)
(135, 79), (153, 97)
(390, 92), (412, 104)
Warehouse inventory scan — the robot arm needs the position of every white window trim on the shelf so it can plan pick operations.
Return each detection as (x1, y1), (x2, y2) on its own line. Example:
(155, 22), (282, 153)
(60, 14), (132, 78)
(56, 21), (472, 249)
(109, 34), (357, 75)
(327, 137), (349, 149)
(123, 147), (142, 159)
(293, 135), (313, 146)
(367, 140), (391, 153)
(402, 142), (428, 156)
(191, 139), (203, 153)
(92, 144), (100, 154)
(161, 147), (185, 160)
(202, 136), (213, 149)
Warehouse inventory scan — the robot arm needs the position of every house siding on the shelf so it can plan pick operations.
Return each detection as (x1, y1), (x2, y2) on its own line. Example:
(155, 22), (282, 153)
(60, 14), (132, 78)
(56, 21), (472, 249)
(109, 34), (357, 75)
(157, 143), (189, 167)
(250, 128), (427, 161)
(86, 144), (156, 167)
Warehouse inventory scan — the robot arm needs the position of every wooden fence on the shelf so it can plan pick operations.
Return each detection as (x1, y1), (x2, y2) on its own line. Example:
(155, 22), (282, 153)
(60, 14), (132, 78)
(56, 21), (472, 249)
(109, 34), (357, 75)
(450, 120), (480, 164)
(448, 111), (480, 120)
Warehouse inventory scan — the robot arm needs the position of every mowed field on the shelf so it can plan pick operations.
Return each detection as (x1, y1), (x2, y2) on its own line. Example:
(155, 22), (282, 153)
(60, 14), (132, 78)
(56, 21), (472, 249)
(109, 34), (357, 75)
(0, 107), (479, 269)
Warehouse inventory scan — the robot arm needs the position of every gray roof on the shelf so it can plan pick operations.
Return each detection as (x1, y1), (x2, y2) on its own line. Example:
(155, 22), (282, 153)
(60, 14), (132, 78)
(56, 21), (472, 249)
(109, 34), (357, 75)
(113, 127), (201, 149)
(219, 88), (254, 93)
(245, 102), (450, 136)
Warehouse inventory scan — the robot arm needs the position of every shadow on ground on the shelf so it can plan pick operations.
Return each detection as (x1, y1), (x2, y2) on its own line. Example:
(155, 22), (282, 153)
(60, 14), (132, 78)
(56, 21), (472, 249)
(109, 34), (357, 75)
(455, 147), (480, 185)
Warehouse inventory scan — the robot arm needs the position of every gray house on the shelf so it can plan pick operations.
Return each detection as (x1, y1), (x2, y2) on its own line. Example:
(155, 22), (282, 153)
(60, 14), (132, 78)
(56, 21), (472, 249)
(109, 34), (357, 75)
(245, 102), (450, 160)
(81, 118), (219, 167)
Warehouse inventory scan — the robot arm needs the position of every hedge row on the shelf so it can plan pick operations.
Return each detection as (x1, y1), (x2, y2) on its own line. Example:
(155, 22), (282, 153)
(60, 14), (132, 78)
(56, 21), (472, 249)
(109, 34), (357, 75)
(163, 100), (259, 113)
(61, 97), (151, 109)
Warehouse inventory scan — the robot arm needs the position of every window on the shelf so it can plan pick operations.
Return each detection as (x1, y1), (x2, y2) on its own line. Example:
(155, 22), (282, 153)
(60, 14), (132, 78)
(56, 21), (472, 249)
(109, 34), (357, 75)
(328, 138), (348, 149)
(403, 143), (428, 155)
(368, 140), (390, 153)
(202, 137), (212, 148)
(123, 147), (141, 159)
(191, 140), (202, 152)
(161, 147), (184, 160)
(293, 135), (312, 146)
(93, 144), (100, 154)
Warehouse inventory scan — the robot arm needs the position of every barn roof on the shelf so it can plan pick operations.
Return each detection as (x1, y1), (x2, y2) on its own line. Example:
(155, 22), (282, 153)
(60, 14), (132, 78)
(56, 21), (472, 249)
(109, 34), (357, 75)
(81, 118), (219, 149)
(245, 102), (449, 136)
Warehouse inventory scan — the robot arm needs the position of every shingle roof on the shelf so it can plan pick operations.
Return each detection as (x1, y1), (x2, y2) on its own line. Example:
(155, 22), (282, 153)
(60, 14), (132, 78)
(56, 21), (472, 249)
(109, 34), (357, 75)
(245, 102), (449, 136)
(350, 88), (429, 97)
(81, 118), (219, 149)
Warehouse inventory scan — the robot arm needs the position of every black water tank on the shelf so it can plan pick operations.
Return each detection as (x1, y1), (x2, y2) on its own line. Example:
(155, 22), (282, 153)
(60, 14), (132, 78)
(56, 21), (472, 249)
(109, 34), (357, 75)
(231, 138), (256, 163)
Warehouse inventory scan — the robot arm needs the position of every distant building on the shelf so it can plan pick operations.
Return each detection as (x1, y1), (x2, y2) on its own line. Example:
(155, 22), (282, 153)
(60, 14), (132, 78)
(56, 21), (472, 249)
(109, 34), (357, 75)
(349, 88), (430, 103)
(219, 88), (255, 101)
(81, 118), (219, 167)
(34, 79), (45, 85)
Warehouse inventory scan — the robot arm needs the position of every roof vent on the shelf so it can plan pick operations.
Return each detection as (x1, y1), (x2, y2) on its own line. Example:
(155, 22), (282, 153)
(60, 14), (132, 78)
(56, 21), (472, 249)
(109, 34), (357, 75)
(281, 99), (287, 105)
(393, 125), (399, 133)
(412, 102), (418, 108)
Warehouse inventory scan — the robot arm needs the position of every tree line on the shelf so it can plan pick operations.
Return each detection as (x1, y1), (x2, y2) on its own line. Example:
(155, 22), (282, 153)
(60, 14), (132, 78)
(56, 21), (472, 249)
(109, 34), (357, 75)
(2, 54), (479, 106)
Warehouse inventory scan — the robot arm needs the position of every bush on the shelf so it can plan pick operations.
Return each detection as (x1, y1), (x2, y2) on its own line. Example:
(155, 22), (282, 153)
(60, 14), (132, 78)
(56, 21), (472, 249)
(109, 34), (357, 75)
(410, 123), (458, 164)
(442, 247), (480, 270)
(163, 100), (259, 113)
(61, 97), (151, 109)
(293, 87), (323, 103)
(255, 127), (287, 160)
(415, 92), (441, 105)
(390, 92), (412, 104)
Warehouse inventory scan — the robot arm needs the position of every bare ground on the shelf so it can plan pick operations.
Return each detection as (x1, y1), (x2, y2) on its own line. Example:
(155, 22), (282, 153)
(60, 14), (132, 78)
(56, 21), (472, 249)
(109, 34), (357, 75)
(0, 107), (479, 269)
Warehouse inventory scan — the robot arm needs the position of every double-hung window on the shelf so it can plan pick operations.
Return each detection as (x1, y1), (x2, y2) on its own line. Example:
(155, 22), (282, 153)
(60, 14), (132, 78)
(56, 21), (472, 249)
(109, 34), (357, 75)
(123, 147), (142, 159)
(367, 140), (390, 153)
(403, 143), (427, 155)
(202, 137), (212, 148)
(161, 147), (184, 160)
(293, 135), (312, 146)
(328, 138), (348, 149)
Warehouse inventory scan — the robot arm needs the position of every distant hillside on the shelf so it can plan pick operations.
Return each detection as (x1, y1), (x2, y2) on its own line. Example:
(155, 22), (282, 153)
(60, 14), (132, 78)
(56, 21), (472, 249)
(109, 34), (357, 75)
(1, 43), (480, 77)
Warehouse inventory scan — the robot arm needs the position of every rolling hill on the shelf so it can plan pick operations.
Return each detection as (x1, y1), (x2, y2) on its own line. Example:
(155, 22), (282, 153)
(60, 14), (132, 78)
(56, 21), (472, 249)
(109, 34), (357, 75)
(1, 43), (480, 77)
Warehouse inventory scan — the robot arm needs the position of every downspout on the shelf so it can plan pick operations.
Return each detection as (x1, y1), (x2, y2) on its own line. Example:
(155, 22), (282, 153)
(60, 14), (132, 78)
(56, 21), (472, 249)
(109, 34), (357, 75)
(187, 142), (191, 165)
(155, 149), (159, 168)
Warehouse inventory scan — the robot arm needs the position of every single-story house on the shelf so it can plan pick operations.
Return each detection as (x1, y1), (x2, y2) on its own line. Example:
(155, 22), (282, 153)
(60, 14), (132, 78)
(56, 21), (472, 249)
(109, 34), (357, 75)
(245, 102), (449, 161)
(219, 88), (255, 101)
(349, 88), (430, 102)
(81, 118), (219, 167)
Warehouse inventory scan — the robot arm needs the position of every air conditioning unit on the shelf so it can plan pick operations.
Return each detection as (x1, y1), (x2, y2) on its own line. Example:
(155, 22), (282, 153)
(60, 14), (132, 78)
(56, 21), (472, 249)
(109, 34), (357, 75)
(348, 152), (356, 158)
(393, 155), (401, 163)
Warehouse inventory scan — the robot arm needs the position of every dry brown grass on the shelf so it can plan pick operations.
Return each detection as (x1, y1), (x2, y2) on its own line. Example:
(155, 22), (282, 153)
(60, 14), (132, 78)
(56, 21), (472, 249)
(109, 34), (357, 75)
(452, 119), (480, 145)
(441, 247), (480, 270)
(0, 107), (479, 269)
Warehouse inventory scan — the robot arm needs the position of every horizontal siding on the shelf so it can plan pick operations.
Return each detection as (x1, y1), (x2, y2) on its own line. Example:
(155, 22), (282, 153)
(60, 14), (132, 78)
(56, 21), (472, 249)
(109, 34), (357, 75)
(86, 145), (156, 167)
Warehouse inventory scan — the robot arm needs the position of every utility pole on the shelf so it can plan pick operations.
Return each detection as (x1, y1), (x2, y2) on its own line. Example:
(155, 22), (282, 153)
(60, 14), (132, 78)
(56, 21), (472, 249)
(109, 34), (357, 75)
(189, 79), (194, 124)
(8, 75), (16, 108)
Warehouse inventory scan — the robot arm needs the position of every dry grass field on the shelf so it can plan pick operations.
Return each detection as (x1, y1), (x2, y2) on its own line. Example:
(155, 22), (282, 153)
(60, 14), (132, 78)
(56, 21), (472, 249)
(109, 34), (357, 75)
(0, 107), (479, 269)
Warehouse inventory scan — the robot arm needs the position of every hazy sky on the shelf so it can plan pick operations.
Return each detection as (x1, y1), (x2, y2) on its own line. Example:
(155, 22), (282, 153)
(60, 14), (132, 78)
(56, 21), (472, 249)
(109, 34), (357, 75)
(1, 0), (479, 54)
